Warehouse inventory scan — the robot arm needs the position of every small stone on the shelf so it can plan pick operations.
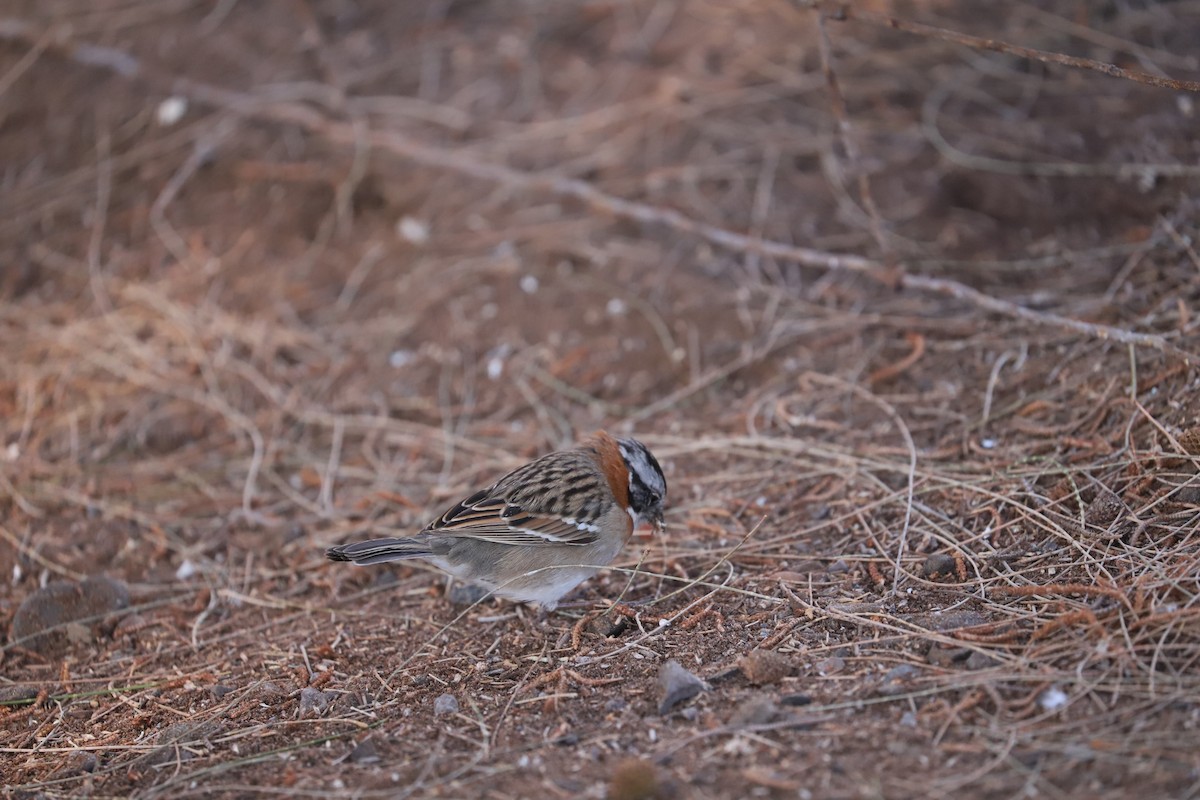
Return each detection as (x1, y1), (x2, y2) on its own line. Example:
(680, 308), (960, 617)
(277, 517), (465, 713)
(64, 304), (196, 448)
(388, 349), (415, 368)
(10, 577), (130, 654)
(71, 750), (98, 773)
(728, 694), (779, 727)
(706, 666), (742, 685)
(815, 656), (845, 676)
(657, 659), (705, 715)
(1176, 485), (1200, 505)
(1039, 686), (1068, 711)
(827, 559), (850, 573)
(433, 693), (459, 716)
(396, 216), (430, 244)
(0, 686), (39, 705)
(349, 736), (380, 764)
(882, 663), (919, 682)
(608, 758), (668, 800)
(879, 664), (920, 695)
(604, 696), (627, 713)
(738, 649), (794, 685)
(252, 681), (285, 702)
(299, 687), (335, 716)
(50, 750), (97, 779)
(899, 711), (918, 728)
(921, 553), (957, 580)
(1084, 489), (1124, 528)
(965, 651), (998, 670)
(155, 96), (188, 126)
(590, 615), (630, 639)
(210, 685), (235, 699)
(142, 720), (221, 766)
(925, 644), (971, 667)
(780, 693), (813, 707)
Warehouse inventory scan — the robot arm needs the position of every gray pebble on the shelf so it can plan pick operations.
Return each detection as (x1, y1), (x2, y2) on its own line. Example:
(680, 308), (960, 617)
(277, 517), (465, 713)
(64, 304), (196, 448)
(605, 696), (627, 713)
(433, 693), (459, 716)
(0, 686), (40, 705)
(729, 694), (779, 727)
(252, 681), (286, 702)
(142, 720), (222, 767)
(879, 664), (920, 695)
(965, 651), (998, 670)
(882, 664), (919, 683)
(921, 553), (957, 579)
(815, 656), (845, 675)
(299, 687), (335, 716)
(67, 750), (97, 774)
(657, 659), (705, 715)
(1084, 490), (1124, 526)
(738, 649), (793, 685)
(349, 736), (380, 763)
(925, 644), (970, 667)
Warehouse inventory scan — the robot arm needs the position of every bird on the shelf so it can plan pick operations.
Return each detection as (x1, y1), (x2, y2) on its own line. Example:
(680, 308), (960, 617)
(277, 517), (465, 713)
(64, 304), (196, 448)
(326, 431), (666, 609)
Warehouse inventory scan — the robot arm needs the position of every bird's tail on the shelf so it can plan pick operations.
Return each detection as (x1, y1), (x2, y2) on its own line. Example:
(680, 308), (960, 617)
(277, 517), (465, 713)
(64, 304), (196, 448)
(326, 537), (433, 566)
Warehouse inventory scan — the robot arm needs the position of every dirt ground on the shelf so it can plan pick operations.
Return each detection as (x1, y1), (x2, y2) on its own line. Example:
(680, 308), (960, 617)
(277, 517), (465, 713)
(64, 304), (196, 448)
(3, 1), (1200, 798)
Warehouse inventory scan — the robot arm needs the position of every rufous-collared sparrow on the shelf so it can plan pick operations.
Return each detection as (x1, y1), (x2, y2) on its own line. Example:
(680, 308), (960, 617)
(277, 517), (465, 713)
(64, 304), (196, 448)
(326, 431), (666, 609)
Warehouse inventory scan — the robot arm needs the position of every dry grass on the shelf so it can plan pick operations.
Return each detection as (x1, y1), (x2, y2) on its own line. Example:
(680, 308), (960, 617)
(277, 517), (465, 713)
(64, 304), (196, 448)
(2, 1), (1200, 798)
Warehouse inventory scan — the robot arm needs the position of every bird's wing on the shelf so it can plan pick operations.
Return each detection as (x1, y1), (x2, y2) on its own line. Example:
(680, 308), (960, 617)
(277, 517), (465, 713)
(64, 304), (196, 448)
(425, 486), (603, 547)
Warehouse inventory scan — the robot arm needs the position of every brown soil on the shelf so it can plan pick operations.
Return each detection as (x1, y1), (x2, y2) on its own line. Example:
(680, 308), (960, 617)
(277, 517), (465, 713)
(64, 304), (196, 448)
(2, 2), (1200, 798)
